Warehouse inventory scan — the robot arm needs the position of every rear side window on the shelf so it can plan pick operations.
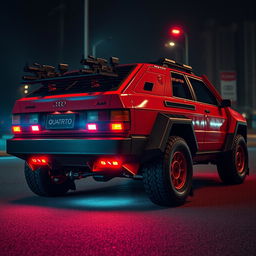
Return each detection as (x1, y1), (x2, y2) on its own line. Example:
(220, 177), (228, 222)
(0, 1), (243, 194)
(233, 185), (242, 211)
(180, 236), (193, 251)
(171, 72), (192, 100)
(188, 78), (218, 105)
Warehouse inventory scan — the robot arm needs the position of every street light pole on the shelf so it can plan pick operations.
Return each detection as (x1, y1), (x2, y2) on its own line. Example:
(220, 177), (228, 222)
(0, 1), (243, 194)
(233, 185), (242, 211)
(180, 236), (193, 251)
(170, 27), (189, 65)
(184, 32), (189, 65)
(84, 0), (89, 58)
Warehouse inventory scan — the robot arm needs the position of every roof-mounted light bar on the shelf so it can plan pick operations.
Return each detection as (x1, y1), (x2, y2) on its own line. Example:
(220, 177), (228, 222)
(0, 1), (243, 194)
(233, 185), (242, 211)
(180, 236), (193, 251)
(159, 58), (193, 74)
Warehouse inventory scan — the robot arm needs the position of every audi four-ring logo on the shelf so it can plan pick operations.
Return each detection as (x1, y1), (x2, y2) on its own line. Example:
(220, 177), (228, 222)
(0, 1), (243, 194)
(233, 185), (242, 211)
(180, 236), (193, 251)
(54, 101), (67, 107)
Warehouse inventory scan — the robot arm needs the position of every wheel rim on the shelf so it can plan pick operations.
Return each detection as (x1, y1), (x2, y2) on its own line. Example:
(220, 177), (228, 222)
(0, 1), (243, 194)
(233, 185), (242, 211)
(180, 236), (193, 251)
(236, 145), (245, 174)
(170, 151), (187, 190)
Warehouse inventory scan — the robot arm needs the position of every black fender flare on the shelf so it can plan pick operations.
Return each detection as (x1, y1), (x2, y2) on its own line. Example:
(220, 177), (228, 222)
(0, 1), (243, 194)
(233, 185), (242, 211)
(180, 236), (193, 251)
(145, 113), (198, 156)
(223, 121), (247, 152)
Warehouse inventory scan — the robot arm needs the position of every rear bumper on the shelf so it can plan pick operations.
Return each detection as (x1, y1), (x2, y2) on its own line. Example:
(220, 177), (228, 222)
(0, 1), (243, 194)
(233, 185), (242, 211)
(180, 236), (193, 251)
(7, 136), (147, 158)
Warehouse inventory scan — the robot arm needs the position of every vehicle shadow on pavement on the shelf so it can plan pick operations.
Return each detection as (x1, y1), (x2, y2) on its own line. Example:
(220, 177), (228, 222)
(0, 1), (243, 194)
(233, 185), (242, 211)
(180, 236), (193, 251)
(10, 174), (240, 210)
(192, 175), (223, 190)
(10, 179), (167, 211)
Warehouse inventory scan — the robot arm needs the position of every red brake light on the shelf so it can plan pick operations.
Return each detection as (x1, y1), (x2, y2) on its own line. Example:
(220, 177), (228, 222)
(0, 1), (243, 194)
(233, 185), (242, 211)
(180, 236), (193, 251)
(87, 123), (98, 131)
(29, 157), (49, 169)
(31, 125), (40, 132)
(12, 126), (21, 133)
(93, 158), (122, 171)
(111, 123), (123, 131)
(100, 161), (107, 166)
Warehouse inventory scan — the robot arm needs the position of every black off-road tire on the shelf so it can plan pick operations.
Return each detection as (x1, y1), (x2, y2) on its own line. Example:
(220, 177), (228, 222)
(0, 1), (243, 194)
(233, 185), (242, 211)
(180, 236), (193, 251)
(24, 163), (71, 196)
(217, 135), (248, 184)
(143, 136), (193, 206)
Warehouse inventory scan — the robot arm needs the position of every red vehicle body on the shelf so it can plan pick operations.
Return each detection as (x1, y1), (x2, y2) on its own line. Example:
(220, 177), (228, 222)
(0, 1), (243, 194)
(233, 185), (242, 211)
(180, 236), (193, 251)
(7, 57), (249, 206)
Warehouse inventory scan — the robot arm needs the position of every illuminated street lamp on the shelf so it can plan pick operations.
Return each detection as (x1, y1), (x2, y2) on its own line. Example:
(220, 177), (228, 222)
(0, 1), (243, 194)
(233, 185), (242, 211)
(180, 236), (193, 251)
(169, 41), (175, 47)
(165, 41), (176, 47)
(169, 26), (189, 64)
(24, 85), (29, 94)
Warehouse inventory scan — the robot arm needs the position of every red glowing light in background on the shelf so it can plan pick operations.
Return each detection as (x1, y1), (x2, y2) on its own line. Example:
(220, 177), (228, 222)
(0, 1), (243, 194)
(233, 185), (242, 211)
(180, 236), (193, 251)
(169, 27), (183, 37)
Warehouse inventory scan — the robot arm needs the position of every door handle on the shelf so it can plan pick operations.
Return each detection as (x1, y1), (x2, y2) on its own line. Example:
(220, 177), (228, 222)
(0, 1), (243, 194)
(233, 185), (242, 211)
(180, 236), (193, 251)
(205, 109), (210, 114)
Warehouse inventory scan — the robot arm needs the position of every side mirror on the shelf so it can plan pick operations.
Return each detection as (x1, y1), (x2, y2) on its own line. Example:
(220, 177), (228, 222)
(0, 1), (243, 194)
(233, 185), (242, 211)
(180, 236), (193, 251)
(220, 99), (231, 108)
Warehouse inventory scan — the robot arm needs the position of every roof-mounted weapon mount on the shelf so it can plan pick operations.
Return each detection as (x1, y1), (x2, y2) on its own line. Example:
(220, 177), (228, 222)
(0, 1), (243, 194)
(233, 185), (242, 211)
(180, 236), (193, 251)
(80, 56), (120, 77)
(23, 56), (120, 81)
(23, 63), (69, 81)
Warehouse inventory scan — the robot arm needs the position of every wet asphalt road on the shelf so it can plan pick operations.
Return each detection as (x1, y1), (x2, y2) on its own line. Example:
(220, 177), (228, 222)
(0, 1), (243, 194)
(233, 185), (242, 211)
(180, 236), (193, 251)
(0, 148), (255, 256)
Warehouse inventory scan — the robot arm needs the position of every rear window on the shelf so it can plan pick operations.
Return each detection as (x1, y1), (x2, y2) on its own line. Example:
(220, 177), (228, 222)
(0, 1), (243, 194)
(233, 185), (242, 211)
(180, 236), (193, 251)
(27, 65), (135, 97)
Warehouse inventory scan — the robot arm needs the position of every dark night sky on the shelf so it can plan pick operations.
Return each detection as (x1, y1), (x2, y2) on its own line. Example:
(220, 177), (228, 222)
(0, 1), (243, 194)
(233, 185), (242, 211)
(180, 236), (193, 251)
(0, 0), (255, 129)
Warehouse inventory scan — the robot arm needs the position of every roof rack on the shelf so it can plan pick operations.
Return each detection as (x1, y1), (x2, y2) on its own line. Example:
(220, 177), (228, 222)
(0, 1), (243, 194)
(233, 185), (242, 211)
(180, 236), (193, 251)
(157, 58), (193, 74)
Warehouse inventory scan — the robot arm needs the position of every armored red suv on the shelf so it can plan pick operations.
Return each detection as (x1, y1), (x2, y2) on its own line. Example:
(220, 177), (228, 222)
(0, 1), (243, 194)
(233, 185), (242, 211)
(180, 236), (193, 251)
(7, 57), (249, 206)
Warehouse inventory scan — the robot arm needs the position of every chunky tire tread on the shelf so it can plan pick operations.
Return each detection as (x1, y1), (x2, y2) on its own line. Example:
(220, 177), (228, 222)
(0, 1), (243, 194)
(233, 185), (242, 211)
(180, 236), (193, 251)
(24, 164), (70, 197)
(143, 136), (192, 206)
(217, 134), (248, 185)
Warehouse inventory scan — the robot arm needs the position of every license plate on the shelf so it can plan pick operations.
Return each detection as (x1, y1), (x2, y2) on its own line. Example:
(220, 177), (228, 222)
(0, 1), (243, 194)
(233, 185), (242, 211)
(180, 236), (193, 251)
(46, 114), (76, 129)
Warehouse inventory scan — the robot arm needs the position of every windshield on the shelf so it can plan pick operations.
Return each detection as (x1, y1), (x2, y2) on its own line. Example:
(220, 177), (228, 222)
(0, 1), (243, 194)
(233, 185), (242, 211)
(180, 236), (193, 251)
(27, 65), (135, 97)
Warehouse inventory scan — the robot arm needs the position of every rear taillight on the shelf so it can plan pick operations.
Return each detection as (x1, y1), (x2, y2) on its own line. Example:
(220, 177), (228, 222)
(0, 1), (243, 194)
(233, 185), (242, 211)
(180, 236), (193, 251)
(110, 110), (129, 121)
(110, 123), (123, 131)
(12, 113), (40, 134)
(93, 158), (122, 171)
(28, 114), (39, 124)
(12, 115), (21, 124)
(85, 110), (130, 133)
(11, 110), (130, 134)
(12, 126), (21, 133)
(31, 125), (41, 132)
(87, 123), (98, 131)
